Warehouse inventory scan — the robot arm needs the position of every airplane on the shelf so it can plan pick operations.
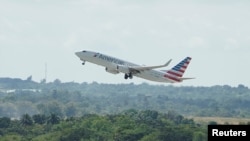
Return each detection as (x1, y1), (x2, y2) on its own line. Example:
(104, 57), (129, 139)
(75, 50), (194, 83)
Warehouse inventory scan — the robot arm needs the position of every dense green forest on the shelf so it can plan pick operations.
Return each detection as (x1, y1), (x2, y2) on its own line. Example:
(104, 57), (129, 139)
(0, 77), (250, 140)
(0, 77), (250, 119)
(0, 110), (207, 141)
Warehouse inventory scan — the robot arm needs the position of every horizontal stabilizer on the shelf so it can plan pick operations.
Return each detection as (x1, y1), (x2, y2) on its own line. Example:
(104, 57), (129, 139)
(180, 77), (195, 81)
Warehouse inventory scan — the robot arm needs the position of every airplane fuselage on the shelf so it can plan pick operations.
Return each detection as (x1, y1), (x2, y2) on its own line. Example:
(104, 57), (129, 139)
(75, 50), (174, 83)
(75, 50), (193, 83)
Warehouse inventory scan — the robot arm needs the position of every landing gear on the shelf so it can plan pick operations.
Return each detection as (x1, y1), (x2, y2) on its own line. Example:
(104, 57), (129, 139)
(124, 73), (133, 79)
(124, 74), (128, 79)
(82, 61), (85, 65)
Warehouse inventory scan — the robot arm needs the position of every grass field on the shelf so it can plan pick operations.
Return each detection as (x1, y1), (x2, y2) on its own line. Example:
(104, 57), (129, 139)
(189, 117), (250, 125)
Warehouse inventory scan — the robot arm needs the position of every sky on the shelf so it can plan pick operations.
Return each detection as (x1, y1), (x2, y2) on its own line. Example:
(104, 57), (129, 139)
(0, 0), (250, 87)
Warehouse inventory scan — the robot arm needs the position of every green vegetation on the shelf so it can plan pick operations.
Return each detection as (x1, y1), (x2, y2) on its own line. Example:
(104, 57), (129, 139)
(0, 77), (250, 140)
(0, 110), (207, 141)
(0, 77), (250, 118)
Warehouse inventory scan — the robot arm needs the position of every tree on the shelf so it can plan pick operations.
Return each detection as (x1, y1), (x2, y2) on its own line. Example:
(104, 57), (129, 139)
(32, 114), (46, 124)
(21, 114), (33, 126)
(193, 131), (206, 141)
(65, 104), (77, 117)
(47, 102), (63, 117)
(0, 117), (11, 128)
(40, 79), (46, 84)
(53, 79), (61, 85)
(208, 121), (217, 125)
(47, 113), (60, 124)
(26, 75), (32, 81)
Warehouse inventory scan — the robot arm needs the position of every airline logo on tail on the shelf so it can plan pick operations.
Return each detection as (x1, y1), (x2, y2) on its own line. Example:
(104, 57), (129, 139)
(164, 57), (192, 82)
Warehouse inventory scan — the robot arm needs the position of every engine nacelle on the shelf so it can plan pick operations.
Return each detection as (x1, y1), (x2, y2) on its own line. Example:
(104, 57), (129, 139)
(105, 67), (119, 74)
(117, 65), (130, 74)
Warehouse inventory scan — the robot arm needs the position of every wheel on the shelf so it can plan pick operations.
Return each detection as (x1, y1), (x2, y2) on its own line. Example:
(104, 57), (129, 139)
(129, 73), (133, 79)
(124, 74), (128, 79)
(82, 61), (85, 65)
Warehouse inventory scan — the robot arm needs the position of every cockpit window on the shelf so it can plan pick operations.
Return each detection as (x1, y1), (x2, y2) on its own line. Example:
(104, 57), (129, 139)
(82, 50), (86, 52)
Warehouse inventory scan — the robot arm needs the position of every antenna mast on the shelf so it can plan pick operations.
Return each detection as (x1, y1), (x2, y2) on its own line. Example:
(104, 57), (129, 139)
(45, 63), (47, 82)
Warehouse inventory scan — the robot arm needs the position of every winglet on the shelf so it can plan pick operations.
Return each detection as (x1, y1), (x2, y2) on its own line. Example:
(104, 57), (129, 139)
(164, 59), (172, 67)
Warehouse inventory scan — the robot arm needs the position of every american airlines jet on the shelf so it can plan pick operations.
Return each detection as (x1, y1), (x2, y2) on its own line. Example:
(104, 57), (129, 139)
(75, 50), (194, 83)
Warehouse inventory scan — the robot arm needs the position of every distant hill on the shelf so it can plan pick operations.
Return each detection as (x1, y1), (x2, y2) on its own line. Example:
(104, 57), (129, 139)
(0, 77), (250, 118)
(0, 77), (38, 89)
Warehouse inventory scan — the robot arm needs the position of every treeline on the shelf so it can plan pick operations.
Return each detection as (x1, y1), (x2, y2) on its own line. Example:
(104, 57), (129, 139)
(0, 109), (207, 141)
(0, 77), (250, 118)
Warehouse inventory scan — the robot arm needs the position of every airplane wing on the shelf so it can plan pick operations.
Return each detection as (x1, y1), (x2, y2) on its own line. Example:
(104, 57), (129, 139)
(128, 59), (172, 73)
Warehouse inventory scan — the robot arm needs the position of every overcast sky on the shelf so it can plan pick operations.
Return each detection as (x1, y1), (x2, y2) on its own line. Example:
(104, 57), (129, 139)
(1, 0), (250, 87)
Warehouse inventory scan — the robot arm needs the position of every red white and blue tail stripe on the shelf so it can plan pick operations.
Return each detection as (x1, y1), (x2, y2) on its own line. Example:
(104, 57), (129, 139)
(164, 57), (192, 82)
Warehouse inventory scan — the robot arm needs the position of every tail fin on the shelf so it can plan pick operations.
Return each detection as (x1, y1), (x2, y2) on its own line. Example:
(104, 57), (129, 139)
(164, 57), (193, 82)
(168, 57), (191, 77)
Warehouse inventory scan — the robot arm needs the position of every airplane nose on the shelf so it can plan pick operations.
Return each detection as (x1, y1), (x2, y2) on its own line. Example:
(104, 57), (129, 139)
(75, 52), (81, 57)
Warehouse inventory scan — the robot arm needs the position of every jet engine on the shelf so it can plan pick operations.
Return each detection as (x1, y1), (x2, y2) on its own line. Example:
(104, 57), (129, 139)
(105, 67), (119, 74)
(117, 65), (130, 74)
